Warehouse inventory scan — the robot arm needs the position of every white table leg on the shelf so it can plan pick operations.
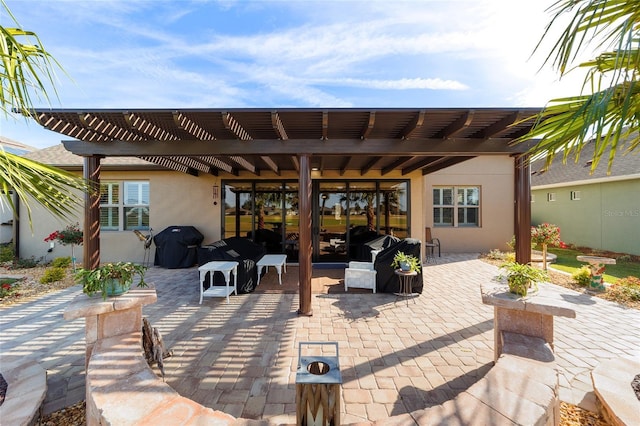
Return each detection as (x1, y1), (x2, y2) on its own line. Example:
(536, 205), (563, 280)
(222, 270), (231, 304)
(199, 270), (205, 304)
(275, 264), (282, 285)
(232, 265), (237, 296)
(257, 265), (265, 286)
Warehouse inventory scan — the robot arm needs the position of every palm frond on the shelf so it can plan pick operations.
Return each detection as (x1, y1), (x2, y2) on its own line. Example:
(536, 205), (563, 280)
(522, 0), (640, 172)
(0, 0), (65, 116)
(0, 149), (92, 226)
(539, 0), (640, 75)
(515, 80), (640, 172)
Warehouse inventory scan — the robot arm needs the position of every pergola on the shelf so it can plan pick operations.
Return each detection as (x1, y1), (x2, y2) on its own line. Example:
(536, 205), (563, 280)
(33, 107), (540, 315)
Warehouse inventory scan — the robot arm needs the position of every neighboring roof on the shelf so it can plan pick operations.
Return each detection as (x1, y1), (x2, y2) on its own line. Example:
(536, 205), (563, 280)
(0, 136), (37, 155)
(531, 141), (640, 188)
(23, 143), (155, 168)
(32, 107), (544, 176)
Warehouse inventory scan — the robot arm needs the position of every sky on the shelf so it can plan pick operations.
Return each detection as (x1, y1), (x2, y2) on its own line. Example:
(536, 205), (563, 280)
(1, 0), (586, 149)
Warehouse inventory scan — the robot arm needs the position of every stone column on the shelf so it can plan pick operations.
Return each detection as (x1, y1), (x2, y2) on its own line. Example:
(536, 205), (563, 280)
(63, 287), (157, 368)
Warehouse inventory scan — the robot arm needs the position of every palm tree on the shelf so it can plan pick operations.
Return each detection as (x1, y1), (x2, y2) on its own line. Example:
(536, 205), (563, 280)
(517, 0), (640, 172)
(1, 1), (89, 225)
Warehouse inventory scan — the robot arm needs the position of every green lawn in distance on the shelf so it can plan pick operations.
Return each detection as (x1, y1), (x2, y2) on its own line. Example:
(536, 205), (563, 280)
(547, 247), (640, 284)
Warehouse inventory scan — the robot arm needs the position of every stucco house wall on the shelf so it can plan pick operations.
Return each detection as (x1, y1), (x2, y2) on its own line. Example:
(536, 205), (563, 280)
(531, 142), (640, 256)
(18, 170), (220, 264)
(16, 150), (427, 264)
(532, 178), (640, 255)
(424, 156), (515, 253)
(18, 144), (527, 263)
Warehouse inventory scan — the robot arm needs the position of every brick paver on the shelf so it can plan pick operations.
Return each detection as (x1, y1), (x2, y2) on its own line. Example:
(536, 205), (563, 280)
(1, 253), (639, 422)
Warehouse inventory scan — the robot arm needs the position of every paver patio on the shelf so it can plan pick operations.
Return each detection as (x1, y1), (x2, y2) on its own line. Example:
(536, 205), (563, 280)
(1, 254), (639, 423)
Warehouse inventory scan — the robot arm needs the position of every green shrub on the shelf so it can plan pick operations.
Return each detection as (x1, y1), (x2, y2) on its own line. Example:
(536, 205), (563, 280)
(486, 249), (506, 260)
(608, 276), (640, 302)
(0, 244), (14, 262)
(617, 254), (632, 263)
(506, 236), (515, 251)
(504, 252), (516, 263)
(572, 266), (592, 287)
(0, 278), (19, 298)
(40, 267), (66, 284)
(10, 256), (39, 269)
(51, 257), (72, 268)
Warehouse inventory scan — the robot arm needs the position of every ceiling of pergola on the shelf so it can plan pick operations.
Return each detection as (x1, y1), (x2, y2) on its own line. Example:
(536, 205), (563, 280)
(33, 108), (543, 177)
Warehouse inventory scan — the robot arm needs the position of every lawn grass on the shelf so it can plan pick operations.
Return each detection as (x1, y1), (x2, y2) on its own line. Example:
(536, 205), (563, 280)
(547, 247), (640, 283)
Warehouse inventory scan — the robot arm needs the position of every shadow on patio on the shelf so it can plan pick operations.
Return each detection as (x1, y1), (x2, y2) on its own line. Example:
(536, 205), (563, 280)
(141, 254), (496, 423)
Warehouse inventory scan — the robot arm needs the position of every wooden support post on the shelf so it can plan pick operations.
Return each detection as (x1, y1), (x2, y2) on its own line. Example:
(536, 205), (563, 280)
(298, 155), (313, 316)
(83, 156), (102, 270)
(514, 154), (531, 264)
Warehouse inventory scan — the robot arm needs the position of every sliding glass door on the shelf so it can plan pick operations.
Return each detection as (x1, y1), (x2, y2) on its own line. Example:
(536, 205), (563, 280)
(223, 179), (408, 263)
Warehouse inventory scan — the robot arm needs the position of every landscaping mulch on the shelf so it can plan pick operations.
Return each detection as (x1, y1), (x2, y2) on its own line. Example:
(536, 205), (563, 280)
(0, 263), (78, 307)
(560, 401), (610, 426)
(40, 400), (85, 426)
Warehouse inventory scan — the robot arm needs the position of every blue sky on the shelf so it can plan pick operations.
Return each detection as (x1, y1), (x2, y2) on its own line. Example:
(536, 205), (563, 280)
(1, 0), (583, 149)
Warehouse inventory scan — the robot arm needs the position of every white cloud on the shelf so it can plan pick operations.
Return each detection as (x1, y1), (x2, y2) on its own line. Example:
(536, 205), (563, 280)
(2, 0), (598, 147)
(324, 78), (468, 91)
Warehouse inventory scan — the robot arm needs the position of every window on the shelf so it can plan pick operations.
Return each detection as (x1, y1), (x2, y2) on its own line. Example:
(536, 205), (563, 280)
(100, 181), (149, 231)
(547, 192), (556, 202)
(570, 191), (581, 201)
(433, 186), (480, 227)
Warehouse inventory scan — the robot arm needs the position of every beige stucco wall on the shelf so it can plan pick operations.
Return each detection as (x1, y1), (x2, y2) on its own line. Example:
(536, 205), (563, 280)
(424, 156), (515, 253)
(18, 157), (517, 263)
(18, 170), (221, 264)
(18, 167), (425, 264)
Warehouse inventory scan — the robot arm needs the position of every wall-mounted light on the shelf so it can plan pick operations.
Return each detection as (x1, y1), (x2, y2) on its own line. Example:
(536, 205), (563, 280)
(212, 182), (219, 205)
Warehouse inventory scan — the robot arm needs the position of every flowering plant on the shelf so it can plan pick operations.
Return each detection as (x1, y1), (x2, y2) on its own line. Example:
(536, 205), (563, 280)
(531, 223), (561, 247)
(44, 223), (83, 246)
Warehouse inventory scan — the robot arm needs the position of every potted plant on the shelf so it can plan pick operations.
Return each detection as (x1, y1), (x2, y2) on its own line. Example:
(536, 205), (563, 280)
(391, 251), (422, 273)
(499, 261), (549, 297)
(75, 262), (148, 300)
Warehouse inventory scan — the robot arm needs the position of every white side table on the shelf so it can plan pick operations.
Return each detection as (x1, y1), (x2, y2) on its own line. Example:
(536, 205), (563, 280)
(198, 261), (238, 304)
(257, 254), (287, 286)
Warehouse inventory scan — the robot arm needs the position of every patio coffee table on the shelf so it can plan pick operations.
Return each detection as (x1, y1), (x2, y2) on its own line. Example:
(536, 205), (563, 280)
(198, 261), (238, 304)
(257, 254), (287, 286)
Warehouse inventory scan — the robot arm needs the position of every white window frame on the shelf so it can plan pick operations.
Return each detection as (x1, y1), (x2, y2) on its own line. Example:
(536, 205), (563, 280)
(570, 190), (581, 201)
(433, 186), (481, 227)
(547, 192), (556, 202)
(100, 181), (150, 231)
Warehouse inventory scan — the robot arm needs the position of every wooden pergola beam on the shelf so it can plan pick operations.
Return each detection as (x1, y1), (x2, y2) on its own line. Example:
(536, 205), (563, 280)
(63, 138), (536, 157)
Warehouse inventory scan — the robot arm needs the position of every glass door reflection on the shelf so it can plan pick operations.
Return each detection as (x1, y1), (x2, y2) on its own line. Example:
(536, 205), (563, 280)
(316, 183), (348, 262)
